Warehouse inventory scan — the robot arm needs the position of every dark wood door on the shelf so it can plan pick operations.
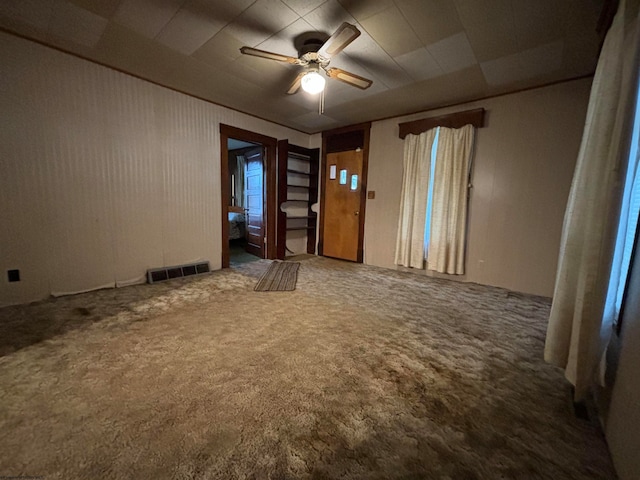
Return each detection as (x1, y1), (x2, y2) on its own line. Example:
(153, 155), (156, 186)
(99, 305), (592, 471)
(244, 147), (264, 258)
(322, 149), (364, 261)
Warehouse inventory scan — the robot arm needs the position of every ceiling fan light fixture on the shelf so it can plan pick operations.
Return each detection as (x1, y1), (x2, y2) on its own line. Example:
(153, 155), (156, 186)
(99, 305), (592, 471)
(301, 70), (326, 94)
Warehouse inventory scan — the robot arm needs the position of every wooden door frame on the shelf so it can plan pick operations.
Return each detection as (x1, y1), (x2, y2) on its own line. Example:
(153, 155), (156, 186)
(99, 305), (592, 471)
(276, 141), (320, 259)
(319, 122), (371, 263)
(220, 124), (277, 268)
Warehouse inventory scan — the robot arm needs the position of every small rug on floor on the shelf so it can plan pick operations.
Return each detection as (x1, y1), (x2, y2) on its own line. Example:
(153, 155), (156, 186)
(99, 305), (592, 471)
(254, 261), (300, 291)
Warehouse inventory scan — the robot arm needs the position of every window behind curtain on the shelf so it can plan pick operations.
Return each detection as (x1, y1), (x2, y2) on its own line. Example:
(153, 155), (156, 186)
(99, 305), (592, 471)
(606, 80), (640, 327)
(423, 127), (440, 257)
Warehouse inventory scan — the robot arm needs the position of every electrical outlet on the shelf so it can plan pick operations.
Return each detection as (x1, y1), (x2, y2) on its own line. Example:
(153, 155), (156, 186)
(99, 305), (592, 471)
(7, 269), (20, 282)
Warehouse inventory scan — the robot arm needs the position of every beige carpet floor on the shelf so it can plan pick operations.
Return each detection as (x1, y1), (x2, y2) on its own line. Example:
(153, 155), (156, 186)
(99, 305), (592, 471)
(0, 257), (616, 479)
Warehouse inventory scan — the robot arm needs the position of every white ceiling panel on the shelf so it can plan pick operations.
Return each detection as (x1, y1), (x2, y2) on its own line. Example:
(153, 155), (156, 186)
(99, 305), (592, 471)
(480, 41), (564, 86)
(463, 18), (519, 62)
(396, 0), (464, 46)
(155, 1), (229, 55)
(454, 0), (513, 27)
(337, 0), (394, 22)
(321, 82), (355, 105)
(364, 62), (413, 90)
(67, 0), (123, 19)
(427, 32), (477, 74)
(341, 29), (412, 89)
(511, 0), (570, 51)
(2, 0), (604, 133)
(291, 111), (339, 129)
(480, 52), (524, 86)
(282, 0), (328, 17)
(518, 41), (564, 79)
(303, 0), (356, 34)
(114, 0), (184, 39)
(192, 30), (245, 66)
(394, 47), (443, 81)
(359, 5), (422, 58)
(50, 0), (108, 48)
(224, 0), (300, 47)
(284, 88), (319, 105)
(257, 17), (316, 57)
(0, 0), (54, 31)
(322, 81), (387, 109)
(216, 0), (257, 15)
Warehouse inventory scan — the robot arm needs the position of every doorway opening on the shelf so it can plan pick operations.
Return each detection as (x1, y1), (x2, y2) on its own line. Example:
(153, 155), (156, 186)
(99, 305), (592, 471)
(228, 139), (262, 265)
(220, 125), (277, 268)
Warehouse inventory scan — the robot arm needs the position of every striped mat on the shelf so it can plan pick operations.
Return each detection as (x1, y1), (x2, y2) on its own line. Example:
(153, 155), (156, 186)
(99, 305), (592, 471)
(254, 261), (300, 291)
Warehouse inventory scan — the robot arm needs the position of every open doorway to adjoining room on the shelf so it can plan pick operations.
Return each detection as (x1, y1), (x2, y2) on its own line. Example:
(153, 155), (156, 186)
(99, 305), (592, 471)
(219, 124), (277, 268)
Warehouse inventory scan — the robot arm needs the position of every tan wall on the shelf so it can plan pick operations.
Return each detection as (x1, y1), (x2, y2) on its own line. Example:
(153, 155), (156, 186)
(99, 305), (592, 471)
(363, 78), (592, 297)
(0, 33), (308, 307)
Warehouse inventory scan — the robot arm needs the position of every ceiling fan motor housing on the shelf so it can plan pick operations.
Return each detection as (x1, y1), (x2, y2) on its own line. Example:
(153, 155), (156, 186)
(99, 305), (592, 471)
(299, 39), (330, 65)
(299, 38), (323, 55)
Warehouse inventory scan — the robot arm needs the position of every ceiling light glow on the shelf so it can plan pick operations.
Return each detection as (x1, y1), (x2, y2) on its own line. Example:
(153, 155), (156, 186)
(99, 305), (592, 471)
(301, 71), (326, 94)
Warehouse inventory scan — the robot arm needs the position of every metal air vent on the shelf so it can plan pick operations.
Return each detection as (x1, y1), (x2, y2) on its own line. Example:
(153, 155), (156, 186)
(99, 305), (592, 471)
(147, 262), (210, 284)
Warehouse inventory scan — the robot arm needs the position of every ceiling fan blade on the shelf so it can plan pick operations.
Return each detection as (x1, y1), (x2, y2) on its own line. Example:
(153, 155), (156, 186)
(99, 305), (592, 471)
(317, 22), (361, 59)
(325, 68), (373, 90)
(287, 71), (306, 95)
(239, 47), (300, 64)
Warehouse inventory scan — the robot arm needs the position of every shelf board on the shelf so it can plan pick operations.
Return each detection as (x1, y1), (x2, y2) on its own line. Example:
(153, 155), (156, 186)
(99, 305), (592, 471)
(288, 154), (310, 162)
(286, 226), (316, 231)
(287, 184), (310, 189)
(287, 169), (310, 175)
(287, 215), (317, 220)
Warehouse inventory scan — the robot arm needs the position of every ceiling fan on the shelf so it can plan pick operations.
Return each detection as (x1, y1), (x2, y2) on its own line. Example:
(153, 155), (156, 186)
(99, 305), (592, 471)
(239, 22), (373, 95)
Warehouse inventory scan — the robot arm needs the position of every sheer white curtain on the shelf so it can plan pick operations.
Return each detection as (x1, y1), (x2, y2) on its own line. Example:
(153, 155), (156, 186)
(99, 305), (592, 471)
(545, 0), (640, 399)
(395, 129), (437, 268)
(428, 125), (475, 274)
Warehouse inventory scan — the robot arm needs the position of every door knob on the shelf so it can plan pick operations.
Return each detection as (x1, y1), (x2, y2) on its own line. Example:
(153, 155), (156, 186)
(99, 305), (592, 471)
(355, 211), (359, 216)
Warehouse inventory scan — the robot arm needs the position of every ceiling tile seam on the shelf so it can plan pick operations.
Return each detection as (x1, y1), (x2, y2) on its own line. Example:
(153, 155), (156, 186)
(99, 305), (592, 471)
(153, 0), (189, 41)
(255, 17), (314, 52)
(301, 0), (330, 21)
(356, 12), (404, 63)
(393, 0), (422, 46)
(390, 0), (437, 81)
(279, 0), (303, 21)
(449, 0), (493, 69)
(192, 0), (302, 63)
(338, 50), (393, 90)
(246, 3), (310, 53)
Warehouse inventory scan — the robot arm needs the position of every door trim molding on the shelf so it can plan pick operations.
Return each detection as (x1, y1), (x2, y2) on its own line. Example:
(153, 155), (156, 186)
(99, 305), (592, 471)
(319, 122), (371, 263)
(220, 124), (277, 268)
